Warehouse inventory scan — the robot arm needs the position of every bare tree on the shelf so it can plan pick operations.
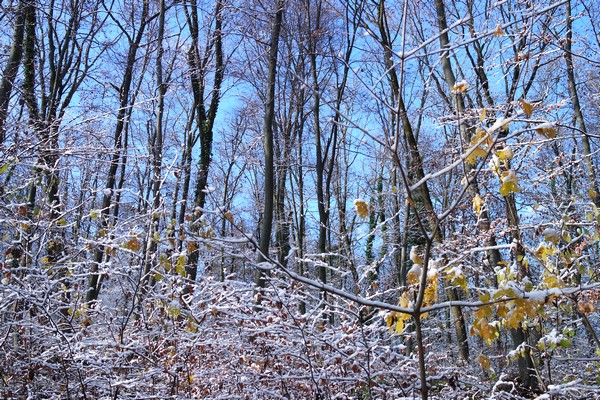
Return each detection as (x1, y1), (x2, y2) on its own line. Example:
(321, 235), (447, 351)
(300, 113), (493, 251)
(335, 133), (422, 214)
(181, 0), (225, 289)
(256, 0), (285, 290)
(0, 0), (26, 142)
(87, 0), (151, 304)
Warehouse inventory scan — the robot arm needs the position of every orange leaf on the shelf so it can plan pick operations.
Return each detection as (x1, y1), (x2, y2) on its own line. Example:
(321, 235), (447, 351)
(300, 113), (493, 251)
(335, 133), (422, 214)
(354, 199), (370, 219)
(124, 237), (142, 252)
(534, 122), (557, 139)
(519, 99), (534, 117)
(493, 24), (503, 37)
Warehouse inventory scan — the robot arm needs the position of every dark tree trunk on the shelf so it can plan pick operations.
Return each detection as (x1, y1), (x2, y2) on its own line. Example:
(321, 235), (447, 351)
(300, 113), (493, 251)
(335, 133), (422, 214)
(256, 0), (284, 290)
(0, 0), (26, 142)
(87, 0), (149, 304)
(182, 0), (225, 289)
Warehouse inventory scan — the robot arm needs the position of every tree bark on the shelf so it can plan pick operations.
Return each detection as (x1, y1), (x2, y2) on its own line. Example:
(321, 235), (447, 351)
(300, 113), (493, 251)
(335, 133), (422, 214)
(564, 0), (600, 206)
(182, 0), (225, 288)
(0, 0), (26, 143)
(306, 0), (330, 297)
(256, 0), (284, 290)
(87, 0), (149, 304)
(142, 0), (166, 289)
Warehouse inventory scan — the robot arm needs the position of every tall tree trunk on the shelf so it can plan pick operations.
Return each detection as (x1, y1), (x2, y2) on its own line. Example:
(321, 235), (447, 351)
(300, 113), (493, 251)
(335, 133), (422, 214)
(504, 188), (538, 389)
(376, 1), (467, 395)
(332, 1), (359, 289)
(176, 110), (196, 246)
(274, 97), (296, 268)
(256, 0), (284, 290)
(182, 0), (225, 288)
(433, 0), (507, 362)
(18, 0), (38, 269)
(293, 121), (307, 313)
(306, 0), (329, 296)
(0, 0), (26, 143)
(564, 0), (599, 206)
(142, 0), (166, 288)
(87, 0), (149, 304)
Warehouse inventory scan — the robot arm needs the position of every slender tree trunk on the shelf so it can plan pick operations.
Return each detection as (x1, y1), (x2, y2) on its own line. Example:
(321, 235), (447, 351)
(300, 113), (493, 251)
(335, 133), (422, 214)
(87, 1), (149, 303)
(336, 165), (358, 287)
(182, 0), (224, 288)
(564, 0), (599, 206)
(256, 0), (284, 290)
(17, 0), (38, 270)
(332, 3), (359, 289)
(176, 110), (196, 244)
(433, 0), (510, 362)
(294, 113), (307, 313)
(306, 0), (329, 294)
(0, 0), (26, 143)
(275, 115), (292, 267)
(142, 0), (166, 288)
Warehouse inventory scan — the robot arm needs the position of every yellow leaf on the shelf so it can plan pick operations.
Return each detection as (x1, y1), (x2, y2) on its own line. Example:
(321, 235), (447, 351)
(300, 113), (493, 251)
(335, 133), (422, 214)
(153, 272), (164, 281)
(499, 181), (519, 196)
(453, 80), (469, 93)
(499, 170), (520, 196)
(542, 228), (560, 244)
(543, 273), (564, 289)
(470, 128), (488, 146)
(534, 122), (557, 139)
(224, 211), (234, 223)
(410, 246), (422, 265)
(399, 293), (410, 309)
(471, 318), (499, 345)
(386, 298), (412, 335)
(504, 310), (521, 329)
(472, 194), (484, 216)
(536, 243), (556, 263)
(475, 304), (493, 319)
(354, 199), (370, 219)
(496, 146), (513, 161)
(423, 274), (439, 305)
(395, 318), (405, 334)
(176, 256), (187, 277)
(479, 108), (487, 121)
(479, 292), (490, 303)
(519, 99), (534, 117)
(446, 266), (467, 291)
(167, 305), (180, 318)
(407, 264), (421, 285)
(465, 145), (488, 165)
(488, 154), (501, 176)
(385, 312), (395, 328)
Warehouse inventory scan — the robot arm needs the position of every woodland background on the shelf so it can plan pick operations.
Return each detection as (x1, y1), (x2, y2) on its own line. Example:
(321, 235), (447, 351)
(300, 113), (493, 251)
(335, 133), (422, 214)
(0, 0), (599, 399)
